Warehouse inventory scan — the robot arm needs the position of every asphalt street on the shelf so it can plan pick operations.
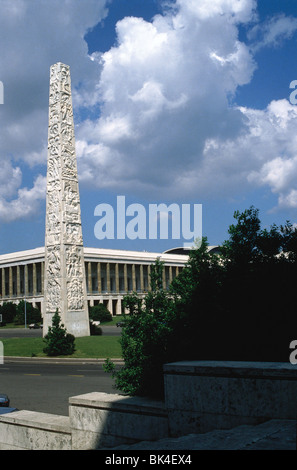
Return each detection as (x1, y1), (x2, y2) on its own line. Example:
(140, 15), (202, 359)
(0, 358), (123, 416)
(0, 325), (123, 416)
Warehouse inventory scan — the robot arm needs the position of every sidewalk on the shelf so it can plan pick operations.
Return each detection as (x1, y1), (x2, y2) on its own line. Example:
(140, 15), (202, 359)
(101, 419), (296, 450)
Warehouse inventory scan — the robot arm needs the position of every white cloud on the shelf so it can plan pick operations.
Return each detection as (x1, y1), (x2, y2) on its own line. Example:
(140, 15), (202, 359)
(76, 0), (258, 198)
(248, 14), (297, 52)
(0, 175), (46, 222)
(2, 0), (297, 224)
(75, 0), (297, 211)
(0, 0), (108, 222)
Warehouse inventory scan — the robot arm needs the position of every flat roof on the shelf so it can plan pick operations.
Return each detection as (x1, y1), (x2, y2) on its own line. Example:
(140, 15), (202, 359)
(0, 246), (188, 268)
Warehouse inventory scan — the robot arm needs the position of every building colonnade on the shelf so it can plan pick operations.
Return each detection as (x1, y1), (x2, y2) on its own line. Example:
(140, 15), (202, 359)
(0, 247), (187, 317)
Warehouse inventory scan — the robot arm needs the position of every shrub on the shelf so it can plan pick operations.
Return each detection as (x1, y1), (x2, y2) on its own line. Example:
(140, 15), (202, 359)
(89, 303), (112, 323)
(104, 207), (295, 399)
(14, 300), (42, 325)
(104, 258), (184, 398)
(43, 310), (75, 356)
(0, 302), (17, 324)
(89, 322), (102, 336)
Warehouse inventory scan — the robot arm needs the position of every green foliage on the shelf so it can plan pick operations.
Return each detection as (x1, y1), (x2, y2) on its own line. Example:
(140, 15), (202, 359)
(89, 322), (102, 336)
(105, 207), (295, 399)
(0, 302), (17, 324)
(14, 300), (42, 325)
(104, 258), (189, 398)
(43, 310), (75, 356)
(89, 303), (112, 323)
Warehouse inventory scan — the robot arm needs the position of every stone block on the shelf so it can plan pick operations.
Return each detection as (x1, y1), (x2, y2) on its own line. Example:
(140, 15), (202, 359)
(164, 361), (297, 437)
(0, 410), (71, 450)
(69, 392), (168, 449)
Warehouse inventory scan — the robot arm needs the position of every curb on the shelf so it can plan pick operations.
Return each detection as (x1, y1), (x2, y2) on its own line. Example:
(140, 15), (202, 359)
(3, 356), (124, 364)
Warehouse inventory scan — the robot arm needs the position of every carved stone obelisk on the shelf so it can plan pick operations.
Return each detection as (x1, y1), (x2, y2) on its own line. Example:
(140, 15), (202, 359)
(43, 62), (90, 337)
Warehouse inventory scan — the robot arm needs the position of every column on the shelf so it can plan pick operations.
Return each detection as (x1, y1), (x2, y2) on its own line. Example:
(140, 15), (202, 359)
(147, 264), (151, 291)
(97, 263), (102, 294)
(169, 266), (173, 285)
(17, 265), (21, 297)
(41, 262), (44, 294)
(132, 264), (136, 292)
(33, 263), (37, 296)
(106, 263), (110, 293)
(162, 265), (166, 290)
(124, 264), (128, 292)
(115, 263), (119, 293)
(24, 265), (28, 297)
(9, 267), (13, 298)
(1, 268), (5, 298)
(88, 262), (92, 294)
(140, 264), (144, 292)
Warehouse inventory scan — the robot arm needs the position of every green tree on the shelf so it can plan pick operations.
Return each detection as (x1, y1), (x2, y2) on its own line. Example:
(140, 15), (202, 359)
(0, 302), (17, 324)
(14, 300), (42, 325)
(104, 259), (175, 397)
(89, 303), (112, 323)
(43, 310), (75, 356)
(104, 252), (222, 398)
(105, 207), (295, 399)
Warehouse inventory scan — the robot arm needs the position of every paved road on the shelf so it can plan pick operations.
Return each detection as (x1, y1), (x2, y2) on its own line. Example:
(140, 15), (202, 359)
(0, 358), (123, 416)
(0, 326), (123, 415)
(0, 325), (122, 338)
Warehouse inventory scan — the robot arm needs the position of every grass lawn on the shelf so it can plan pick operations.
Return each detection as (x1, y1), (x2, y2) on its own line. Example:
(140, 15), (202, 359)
(1, 335), (122, 359)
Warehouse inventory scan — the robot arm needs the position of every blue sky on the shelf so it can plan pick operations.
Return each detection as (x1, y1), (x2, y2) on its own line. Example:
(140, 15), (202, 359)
(1, 0), (297, 255)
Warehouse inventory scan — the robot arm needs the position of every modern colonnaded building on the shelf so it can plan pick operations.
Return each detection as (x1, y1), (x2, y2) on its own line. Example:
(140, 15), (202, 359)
(0, 246), (190, 317)
(0, 245), (219, 317)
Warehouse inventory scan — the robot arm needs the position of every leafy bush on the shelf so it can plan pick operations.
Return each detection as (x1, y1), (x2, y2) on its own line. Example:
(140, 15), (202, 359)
(43, 310), (75, 356)
(14, 300), (42, 325)
(104, 207), (295, 399)
(89, 303), (112, 323)
(89, 322), (102, 336)
(104, 258), (184, 398)
(0, 302), (17, 324)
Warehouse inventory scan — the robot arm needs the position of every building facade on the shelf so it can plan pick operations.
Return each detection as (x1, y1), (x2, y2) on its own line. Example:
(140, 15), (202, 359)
(0, 246), (189, 317)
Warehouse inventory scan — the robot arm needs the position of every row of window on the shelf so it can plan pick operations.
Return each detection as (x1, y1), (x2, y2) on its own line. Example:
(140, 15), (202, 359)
(0, 262), (182, 298)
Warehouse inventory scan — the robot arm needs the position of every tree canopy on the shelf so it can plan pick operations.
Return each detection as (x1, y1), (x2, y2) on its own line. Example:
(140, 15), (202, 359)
(105, 207), (295, 399)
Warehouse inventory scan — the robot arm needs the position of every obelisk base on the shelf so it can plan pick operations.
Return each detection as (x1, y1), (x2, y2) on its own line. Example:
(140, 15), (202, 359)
(43, 311), (90, 338)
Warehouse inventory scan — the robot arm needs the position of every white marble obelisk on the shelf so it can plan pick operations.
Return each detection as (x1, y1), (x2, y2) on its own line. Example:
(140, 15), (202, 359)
(43, 62), (90, 337)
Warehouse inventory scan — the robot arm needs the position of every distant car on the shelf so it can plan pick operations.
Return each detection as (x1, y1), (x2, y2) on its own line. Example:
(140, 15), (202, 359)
(0, 394), (10, 407)
(28, 323), (42, 329)
(116, 321), (125, 327)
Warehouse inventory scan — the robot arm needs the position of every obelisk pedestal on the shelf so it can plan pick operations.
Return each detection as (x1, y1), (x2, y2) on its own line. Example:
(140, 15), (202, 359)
(43, 62), (90, 337)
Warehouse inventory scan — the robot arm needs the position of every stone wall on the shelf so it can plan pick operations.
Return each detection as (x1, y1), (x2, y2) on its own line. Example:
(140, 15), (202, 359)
(164, 361), (297, 436)
(69, 392), (168, 450)
(0, 410), (71, 450)
(0, 361), (295, 450)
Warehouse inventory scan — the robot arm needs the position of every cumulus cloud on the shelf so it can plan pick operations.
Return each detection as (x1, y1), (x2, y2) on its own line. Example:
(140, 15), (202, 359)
(75, 0), (297, 211)
(0, 175), (46, 222)
(76, 0), (258, 197)
(246, 100), (297, 210)
(2, 0), (297, 224)
(0, 0), (108, 221)
(248, 13), (297, 52)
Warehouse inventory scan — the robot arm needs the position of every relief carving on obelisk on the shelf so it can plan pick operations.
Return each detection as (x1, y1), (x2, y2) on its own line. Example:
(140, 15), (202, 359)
(44, 62), (89, 337)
